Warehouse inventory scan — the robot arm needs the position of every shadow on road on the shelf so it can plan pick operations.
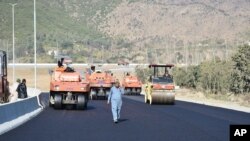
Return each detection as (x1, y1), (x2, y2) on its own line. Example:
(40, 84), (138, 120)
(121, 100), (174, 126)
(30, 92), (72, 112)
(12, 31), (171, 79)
(86, 106), (96, 110)
(119, 119), (129, 123)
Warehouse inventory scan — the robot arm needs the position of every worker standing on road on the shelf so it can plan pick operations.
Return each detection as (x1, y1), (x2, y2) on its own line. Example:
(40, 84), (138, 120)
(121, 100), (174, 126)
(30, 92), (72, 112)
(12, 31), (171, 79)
(107, 81), (124, 123)
(16, 79), (28, 99)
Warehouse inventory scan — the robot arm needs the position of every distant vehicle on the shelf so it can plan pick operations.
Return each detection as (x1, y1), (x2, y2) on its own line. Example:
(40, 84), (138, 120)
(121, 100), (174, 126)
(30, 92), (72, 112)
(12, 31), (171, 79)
(122, 73), (142, 95)
(86, 65), (116, 100)
(144, 64), (175, 105)
(0, 50), (9, 103)
(49, 58), (90, 110)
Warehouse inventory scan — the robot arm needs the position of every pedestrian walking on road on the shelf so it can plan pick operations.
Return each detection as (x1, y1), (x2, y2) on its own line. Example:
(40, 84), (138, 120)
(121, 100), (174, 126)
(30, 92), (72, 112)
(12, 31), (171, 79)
(107, 81), (124, 123)
(16, 79), (28, 99)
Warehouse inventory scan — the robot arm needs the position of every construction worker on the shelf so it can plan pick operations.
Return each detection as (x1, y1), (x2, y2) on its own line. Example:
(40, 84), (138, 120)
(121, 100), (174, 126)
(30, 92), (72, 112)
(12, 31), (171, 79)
(9, 78), (21, 102)
(16, 79), (28, 99)
(107, 81), (124, 123)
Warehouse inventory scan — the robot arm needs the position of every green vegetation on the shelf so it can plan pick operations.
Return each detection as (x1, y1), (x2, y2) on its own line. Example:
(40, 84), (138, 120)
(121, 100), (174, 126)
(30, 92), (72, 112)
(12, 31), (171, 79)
(173, 44), (250, 95)
(230, 44), (250, 94)
(0, 0), (123, 63)
(135, 65), (153, 83)
(135, 44), (250, 96)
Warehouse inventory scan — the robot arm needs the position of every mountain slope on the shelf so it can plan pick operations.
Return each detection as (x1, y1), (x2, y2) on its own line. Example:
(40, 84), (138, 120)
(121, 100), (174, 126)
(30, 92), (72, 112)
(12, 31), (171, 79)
(99, 0), (250, 43)
(0, 0), (249, 63)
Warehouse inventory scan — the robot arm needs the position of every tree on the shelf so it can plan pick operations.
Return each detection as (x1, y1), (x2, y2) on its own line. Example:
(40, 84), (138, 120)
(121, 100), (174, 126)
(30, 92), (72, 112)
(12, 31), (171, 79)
(135, 66), (153, 83)
(231, 44), (250, 94)
(61, 41), (73, 49)
(172, 66), (200, 88)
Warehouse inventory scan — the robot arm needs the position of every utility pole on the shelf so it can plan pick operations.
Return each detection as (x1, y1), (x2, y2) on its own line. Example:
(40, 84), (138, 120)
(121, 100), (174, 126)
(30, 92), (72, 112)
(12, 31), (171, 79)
(225, 39), (228, 62)
(56, 40), (59, 61)
(173, 38), (176, 64)
(6, 40), (9, 64)
(34, 0), (37, 89)
(185, 41), (188, 71)
(165, 38), (168, 63)
(102, 45), (104, 63)
(213, 39), (215, 63)
(155, 48), (159, 64)
(9, 3), (17, 84)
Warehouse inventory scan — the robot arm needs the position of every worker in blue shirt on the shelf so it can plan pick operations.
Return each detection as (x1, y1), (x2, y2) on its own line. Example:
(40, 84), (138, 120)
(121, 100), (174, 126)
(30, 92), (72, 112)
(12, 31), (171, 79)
(107, 81), (124, 123)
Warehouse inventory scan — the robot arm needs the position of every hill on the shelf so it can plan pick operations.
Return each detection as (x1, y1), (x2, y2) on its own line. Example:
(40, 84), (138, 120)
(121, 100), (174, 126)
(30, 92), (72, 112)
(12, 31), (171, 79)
(0, 0), (249, 63)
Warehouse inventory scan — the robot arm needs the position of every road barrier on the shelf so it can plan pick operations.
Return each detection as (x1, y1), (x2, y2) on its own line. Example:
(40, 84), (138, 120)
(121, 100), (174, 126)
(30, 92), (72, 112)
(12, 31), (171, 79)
(0, 96), (40, 124)
(0, 88), (44, 135)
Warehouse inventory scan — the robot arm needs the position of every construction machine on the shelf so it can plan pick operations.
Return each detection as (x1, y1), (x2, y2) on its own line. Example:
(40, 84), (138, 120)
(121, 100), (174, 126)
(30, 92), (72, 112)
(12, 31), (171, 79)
(144, 64), (175, 105)
(86, 65), (115, 100)
(0, 50), (9, 103)
(49, 58), (90, 110)
(122, 73), (142, 95)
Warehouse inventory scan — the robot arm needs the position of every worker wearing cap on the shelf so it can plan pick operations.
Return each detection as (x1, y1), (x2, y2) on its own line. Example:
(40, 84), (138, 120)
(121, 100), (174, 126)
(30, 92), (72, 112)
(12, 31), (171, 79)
(107, 81), (124, 123)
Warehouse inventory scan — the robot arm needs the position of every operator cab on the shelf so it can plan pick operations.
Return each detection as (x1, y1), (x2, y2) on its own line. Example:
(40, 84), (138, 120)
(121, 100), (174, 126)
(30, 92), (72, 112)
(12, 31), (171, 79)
(149, 64), (174, 84)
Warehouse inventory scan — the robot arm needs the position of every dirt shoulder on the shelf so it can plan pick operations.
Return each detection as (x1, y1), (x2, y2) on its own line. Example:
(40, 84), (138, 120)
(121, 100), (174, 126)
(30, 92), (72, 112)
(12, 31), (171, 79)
(175, 88), (250, 113)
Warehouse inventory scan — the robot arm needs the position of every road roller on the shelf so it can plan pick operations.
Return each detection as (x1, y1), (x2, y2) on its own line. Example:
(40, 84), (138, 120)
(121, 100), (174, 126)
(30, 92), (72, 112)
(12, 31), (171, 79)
(85, 65), (116, 100)
(144, 64), (175, 105)
(122, 73), (142, 95)
(49, 58), (90, 110)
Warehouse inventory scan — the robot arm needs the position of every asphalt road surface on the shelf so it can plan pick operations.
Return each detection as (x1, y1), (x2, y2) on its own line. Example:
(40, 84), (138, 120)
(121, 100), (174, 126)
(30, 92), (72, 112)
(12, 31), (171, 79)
(1, 93), (250, 141)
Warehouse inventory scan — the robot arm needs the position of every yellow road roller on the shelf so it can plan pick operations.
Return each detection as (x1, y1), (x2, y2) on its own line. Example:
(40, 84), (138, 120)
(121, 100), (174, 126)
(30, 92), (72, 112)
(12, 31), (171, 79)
(144, 64), (175, 105)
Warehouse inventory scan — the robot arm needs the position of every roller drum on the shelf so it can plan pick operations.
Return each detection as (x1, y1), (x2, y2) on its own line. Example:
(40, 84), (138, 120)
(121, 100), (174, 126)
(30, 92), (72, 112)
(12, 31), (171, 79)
(150, 91), (175, 104)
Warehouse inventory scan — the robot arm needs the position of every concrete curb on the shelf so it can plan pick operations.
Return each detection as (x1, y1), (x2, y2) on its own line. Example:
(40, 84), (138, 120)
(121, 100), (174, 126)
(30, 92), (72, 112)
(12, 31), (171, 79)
(0, 108), (42, 135)
(175, 97), (250, 113)
(0, 88), (43, 135)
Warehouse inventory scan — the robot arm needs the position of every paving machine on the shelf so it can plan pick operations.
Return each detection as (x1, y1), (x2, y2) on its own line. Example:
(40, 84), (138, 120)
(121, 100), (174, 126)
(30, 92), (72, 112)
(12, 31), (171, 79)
(145, 64), (175, 105)
(122, 73), (142, 95)
(86, 65), (115, 100)
(0, 50), (9, 103)
(49, 58), (90, 110)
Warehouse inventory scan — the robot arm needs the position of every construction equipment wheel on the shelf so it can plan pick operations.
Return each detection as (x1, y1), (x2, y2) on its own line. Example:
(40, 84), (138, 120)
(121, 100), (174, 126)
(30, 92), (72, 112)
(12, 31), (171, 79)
(77, 95), (87, 110)
(49, 101), (52, 107)
(149, 92), (175, 105)
(136, 88), (141, 95)
(65, 105), (74, 110)
(0, 97), (4, 104)
(54, 94), (62, 109)
(49, 95), (53, 107)
(125, 88), (131, 95)
(144, 94), (149, 103)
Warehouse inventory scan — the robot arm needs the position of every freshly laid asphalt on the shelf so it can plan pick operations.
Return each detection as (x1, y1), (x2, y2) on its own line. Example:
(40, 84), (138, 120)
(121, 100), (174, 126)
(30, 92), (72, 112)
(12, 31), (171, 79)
(0, 93), (250, 141)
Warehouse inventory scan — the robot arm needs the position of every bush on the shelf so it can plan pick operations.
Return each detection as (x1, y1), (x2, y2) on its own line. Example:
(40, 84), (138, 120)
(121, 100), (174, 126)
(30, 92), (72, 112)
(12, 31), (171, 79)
(230, 44), (250, 94)
(173, 60), (232, 94)
(198, 60), (232, 94)
(172, 66), (200, 88)
(135, 65), (153, 83)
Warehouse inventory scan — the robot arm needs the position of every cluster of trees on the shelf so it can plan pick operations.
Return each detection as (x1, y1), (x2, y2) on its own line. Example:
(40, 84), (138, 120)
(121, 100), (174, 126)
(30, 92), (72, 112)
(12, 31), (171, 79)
(173, 44), (250, 95)
(135, 65), (153, 83)
(135, 44), (249, 95)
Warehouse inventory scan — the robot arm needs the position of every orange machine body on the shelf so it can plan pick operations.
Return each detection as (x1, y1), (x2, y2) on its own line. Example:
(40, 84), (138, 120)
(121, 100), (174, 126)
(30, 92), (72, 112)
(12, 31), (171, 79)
(49, 62), (90, 110)
(144, 64), (175, 105)
(50, 67), (89, 92)
(122, 75), (142, 95)
(86, 68), (115, 100)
